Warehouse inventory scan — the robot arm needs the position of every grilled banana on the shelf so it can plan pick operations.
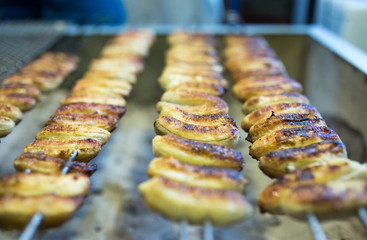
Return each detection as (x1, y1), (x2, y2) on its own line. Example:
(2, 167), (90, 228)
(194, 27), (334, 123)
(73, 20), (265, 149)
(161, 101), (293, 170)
(247, 113), (326, 142)
(0, 93), (36, 111)
(24, 139), (102, 162)
(139, 176), (252, 226)
(241, 103), (321, 131)
(4, 72), (63, 92)
(83, 70), (137, 85)
(242, 92), (310, 114)
(46, 113), (118, 132)
(152, 135), (244, 170)
(0, 195), (83, 229)
(154, 116), (240, 147)
(233, 76), (302, 102)
(0, 83), (40, 100)
(0, 116), (15, 138)
(0, 103), (22, 122)
(156, 89), (228, 114)
(148, 157), (247, 192)
(61, 93), (126, 107)
(55, 103), (125, 118)
(169, 82), (225, 96)
(36, 124), (111, 145)
(258, 140), (347, 178)
(14, 152), (97, 176)
(249, 126), (341, 160)
(0, 173), (90, 197)
(160, 105), (236, 126)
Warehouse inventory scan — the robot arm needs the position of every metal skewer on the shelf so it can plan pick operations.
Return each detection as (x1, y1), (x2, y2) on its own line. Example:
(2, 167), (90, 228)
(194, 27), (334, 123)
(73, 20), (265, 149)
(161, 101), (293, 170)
(307, 213), (328, 240)
(358, 207), (367, 228)
(203, 220), (214, 240)
(18, 150), (78, 240)
(179, 220), (189, 240)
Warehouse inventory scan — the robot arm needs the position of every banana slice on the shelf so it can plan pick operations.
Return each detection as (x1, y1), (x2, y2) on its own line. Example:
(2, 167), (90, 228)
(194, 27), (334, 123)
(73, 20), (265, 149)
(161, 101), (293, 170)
(46, 114), (118, 132)
(61, 94), (126, 107)
(147, 157), (247, 192)
(0, 103), (23, 122)
(232, 76), (302, 102)
(258, 140), (347, 178)
(152, 135), (244, 170)
(83, 70), (136, 85)
(36, 124), (111, 145)
(154, 116), (240, 147)
(247, 113), (326, 142)
(249, 126), (341, 160)
(0, 173), (90, 197)
(139, 177), (253, 226)
(4, 72), (63, 92)
(24, 139), (102, 162)
(241, 103), (321, 131)
(14, 152), (97, 176)
(0, 116), (15, 138)
(0, 83), (41, 100)
(0, 195), (83, 229)
(242, 92), (310, 114)
(0, 93), (36, 111)
(55, 103), (125, 118)
(160, 105), (236, 126)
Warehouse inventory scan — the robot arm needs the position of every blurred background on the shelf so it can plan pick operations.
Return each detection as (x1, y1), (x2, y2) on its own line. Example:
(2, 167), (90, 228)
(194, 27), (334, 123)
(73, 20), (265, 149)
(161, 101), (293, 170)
(0, 0), (366, 52)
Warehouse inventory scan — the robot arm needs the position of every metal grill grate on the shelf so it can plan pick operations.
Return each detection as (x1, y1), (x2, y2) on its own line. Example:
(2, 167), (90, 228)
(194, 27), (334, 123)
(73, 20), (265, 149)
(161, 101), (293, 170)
(0, 21), (66, 80)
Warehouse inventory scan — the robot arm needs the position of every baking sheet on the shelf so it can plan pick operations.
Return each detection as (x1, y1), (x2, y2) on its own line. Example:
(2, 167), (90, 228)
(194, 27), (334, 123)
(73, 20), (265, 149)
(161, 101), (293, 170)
(0, 34), (366, 240)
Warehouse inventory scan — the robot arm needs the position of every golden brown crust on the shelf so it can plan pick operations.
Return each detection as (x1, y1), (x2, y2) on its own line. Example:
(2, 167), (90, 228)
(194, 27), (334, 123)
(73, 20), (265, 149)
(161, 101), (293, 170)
(14, 152), (97, 176)
(241, 103), (321, 131)
(83, 70), (136, 85)
(36, 124), (111, 145)
(258, 140), (347, 178)
(154, 116), (240, 147)
(0, 93), (36, 111)
(147, 157), (247, 192)
(247, 113), (326, 142)
(0, 103), (22, 122)
(46, 113), (118, 132)
(169, 82), (225, 96)
(138, 176), (252, 226)
(152, 135), (244, 170)
(55, 102), (125, 118)
(61, 93), (126, 106)
(0, 116), (15, 137)
(249, 126), (341, 160)
(71, 79), (131, 98)
(24, 139), (102, 162)
(0, 173), (90, 197)
(242, 92), (310, 114)
(0, 195), (84, 230)
(0, 83), (41, 100)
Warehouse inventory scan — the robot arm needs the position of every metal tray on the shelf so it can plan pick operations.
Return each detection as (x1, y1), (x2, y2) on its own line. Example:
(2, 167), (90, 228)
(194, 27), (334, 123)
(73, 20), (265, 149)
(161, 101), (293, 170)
(0, 25), (366, 240)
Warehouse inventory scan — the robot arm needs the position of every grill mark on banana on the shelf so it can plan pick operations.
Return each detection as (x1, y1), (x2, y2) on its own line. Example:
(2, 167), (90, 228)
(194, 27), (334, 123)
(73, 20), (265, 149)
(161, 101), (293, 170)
(154, 116), (240, 147)
(46, 113), (118, 132)
(152, 135), (244, 170)
(14, 152), (97, 176)
(36, 124), (111, 145)
(24, 139), (102, 162)
(258, 140), (347, 178)
(242, 92), (310, 114)
(249, 126), (341, 160)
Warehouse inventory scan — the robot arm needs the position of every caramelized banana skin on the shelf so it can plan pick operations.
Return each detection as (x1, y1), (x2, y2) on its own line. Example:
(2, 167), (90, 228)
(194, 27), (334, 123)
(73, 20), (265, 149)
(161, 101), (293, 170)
(139, 177), (253, 226)
(152, 135), (244, 170)
(147, 157), (247, 192)
(14, 153), (97, 176)
(24, 139), (102, 162)
(0, 195), (84, 230)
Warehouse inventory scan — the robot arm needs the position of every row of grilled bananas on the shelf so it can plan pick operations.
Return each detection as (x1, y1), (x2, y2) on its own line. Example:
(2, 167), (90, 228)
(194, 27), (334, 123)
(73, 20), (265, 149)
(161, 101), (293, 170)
(0, 30), (155, 230)
(0, 52), (78, 138)
(139, 31), (253, 226)
(224, 35), (366, 219)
